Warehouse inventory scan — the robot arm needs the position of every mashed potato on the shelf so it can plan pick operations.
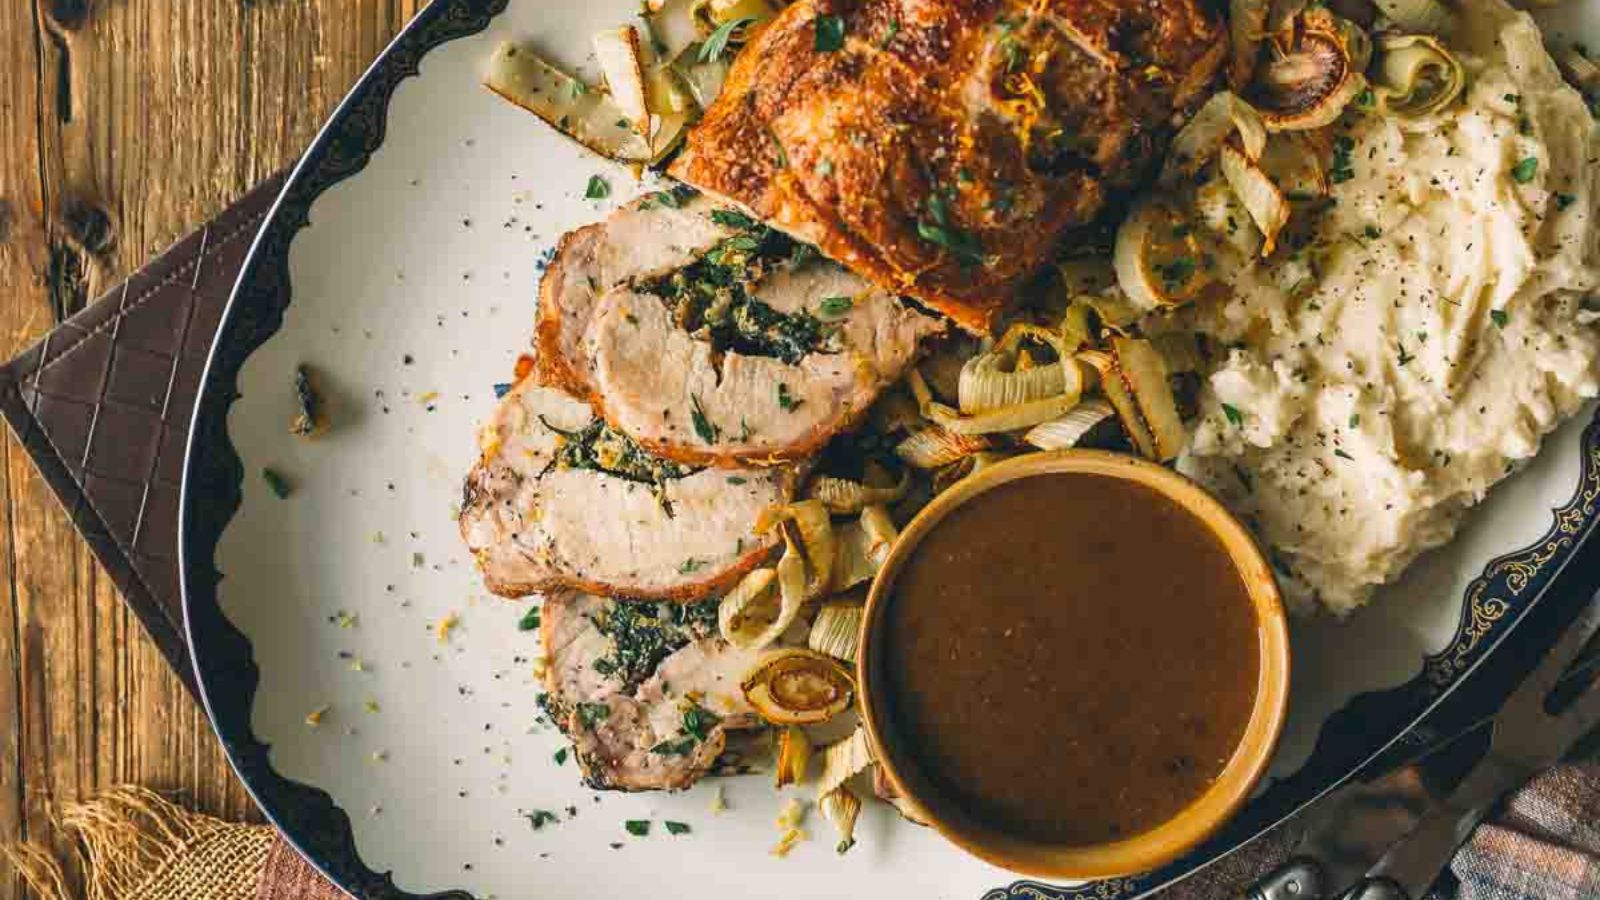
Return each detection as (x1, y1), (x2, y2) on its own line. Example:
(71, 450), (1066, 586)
(1176, 0), (1600, 614)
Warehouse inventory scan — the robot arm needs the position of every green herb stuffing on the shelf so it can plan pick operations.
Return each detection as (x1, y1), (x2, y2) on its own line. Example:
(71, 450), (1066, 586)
(691, 395), (719, 443)
(589, 600), (719, 691)
(576, 702), (612, 727)
(636, 215), (836, 364)
(546, 417), (696, 490)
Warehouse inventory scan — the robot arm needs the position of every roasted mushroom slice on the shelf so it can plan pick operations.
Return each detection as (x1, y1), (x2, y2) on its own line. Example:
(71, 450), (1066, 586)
(1246, 9), (1372, 132)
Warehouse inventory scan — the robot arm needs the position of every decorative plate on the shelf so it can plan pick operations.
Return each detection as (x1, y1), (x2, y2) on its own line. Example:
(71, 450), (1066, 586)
(181, 1), (1600, 898)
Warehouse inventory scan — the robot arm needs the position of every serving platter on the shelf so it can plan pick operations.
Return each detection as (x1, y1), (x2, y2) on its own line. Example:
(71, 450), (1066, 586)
(180, 1), (1600, 898)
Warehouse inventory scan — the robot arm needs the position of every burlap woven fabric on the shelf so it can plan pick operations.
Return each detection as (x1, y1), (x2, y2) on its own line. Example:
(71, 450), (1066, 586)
(3, 787), (278, 900)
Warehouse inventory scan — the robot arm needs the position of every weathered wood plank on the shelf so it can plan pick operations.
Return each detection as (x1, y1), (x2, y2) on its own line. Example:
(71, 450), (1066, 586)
(0, 1), (425, 896)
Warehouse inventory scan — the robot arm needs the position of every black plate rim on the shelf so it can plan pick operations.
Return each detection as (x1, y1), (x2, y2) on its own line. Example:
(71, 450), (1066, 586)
(177, 1), (1600, 896)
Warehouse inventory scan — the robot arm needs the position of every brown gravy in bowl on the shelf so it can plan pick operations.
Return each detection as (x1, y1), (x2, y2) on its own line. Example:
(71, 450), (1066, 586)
(879, 471), (1261, 846)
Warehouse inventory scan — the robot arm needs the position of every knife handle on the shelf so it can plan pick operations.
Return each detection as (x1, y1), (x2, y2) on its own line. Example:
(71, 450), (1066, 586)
(1246, 857), (1333, 900)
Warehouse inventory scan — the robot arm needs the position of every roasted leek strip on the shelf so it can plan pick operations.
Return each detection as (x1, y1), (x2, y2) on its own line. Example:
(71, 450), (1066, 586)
(774, 724), (812, 788)
(1371, 34), (1465, 118)
(1115, 194), (1222, 310)
(483, 43), (655, 162)
(816, 727), (874, 800)
(1220, 141), (1291, 256)
(807, 603), (864, 663)
(895, 426), (991, 469)
(1161, 91), (1268, 185)
(741, 649), (855, 725)
(820, 786), (862, 854)
(1080, 338), (1187, 462)
(1373, 0), (1457, 36)
(806, 468), (910, 515)
(1023, 399), (1117, 451)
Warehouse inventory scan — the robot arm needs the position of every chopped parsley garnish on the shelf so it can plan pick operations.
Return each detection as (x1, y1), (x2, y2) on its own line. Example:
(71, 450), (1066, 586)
(1556, 193), (1577, 211)
(625, 820), (651, 836)
(585, 175), (610, 199)
(1334, 448), (1355, 461)
(577, 702), (612, 727)
(1491, 309), (1509, 328)
(1330, 134), (1357, 185)
(880, 18), (900, 48)
(1510, 157), (1539, 184)
(814, 14), (846, 52)
(917, 192), (983, 267)
(650, 737), (698, 756)
(518, 606), (542, 631)
(682, 704), (718, 741)
(777, 383), (802, 411)
(690, 395), (718, 443)
(664, 821), (692, 836)
(678, 558), (705, 574)
(1363, 225), (1382, 240)
(553, 747), (569, 765)
(493, 382), (512, 398)
(262, 468), (292, 499)
(1221, 403), (1245, 427)
(727, 476), (747, 484)
(818, 296), (853, 316)
(1349, 413), (1361, 428)
(1155, 256), (1196, 289)
(525, 810), (559, 829)
(698, 17), (754, 64)
(1397, 343), (1415, 367)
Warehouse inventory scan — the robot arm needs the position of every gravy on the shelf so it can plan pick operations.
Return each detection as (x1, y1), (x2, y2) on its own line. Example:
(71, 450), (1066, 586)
(879, 472), (1260, 846)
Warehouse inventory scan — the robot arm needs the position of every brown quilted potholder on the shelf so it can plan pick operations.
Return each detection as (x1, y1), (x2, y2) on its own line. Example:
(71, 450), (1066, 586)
(0, 174), (286, 695)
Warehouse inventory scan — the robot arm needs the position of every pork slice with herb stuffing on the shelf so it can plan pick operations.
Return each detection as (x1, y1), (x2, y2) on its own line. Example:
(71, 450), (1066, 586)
(540, 591), (765, 791)
(537, 190), (944, 468)
(459, 379), (795, 601)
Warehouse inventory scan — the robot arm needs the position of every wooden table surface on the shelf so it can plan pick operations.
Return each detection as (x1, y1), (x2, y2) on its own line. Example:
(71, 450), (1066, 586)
(0, 2), (422, 894)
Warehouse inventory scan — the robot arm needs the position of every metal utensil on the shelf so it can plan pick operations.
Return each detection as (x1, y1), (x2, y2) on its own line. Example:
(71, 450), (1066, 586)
(1247, 597), (1600, 900)
(1338, 598), (1600, 899)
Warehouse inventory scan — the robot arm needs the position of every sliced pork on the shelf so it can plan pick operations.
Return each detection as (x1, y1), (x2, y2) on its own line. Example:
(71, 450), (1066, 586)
(539, 591), (766, 791)
(459, 379), (795, 601)
(537, 190), (944, 468)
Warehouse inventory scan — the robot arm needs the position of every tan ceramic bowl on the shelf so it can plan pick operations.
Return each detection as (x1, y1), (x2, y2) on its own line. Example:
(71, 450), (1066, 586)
(858, 449), (1290, 881)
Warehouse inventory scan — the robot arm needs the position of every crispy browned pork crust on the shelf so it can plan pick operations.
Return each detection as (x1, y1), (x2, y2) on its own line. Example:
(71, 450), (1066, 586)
(671, 0), (1227, 333)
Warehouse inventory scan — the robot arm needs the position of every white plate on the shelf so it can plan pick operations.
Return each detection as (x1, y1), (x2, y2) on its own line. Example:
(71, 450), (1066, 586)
(181, 2), (1600, 898)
